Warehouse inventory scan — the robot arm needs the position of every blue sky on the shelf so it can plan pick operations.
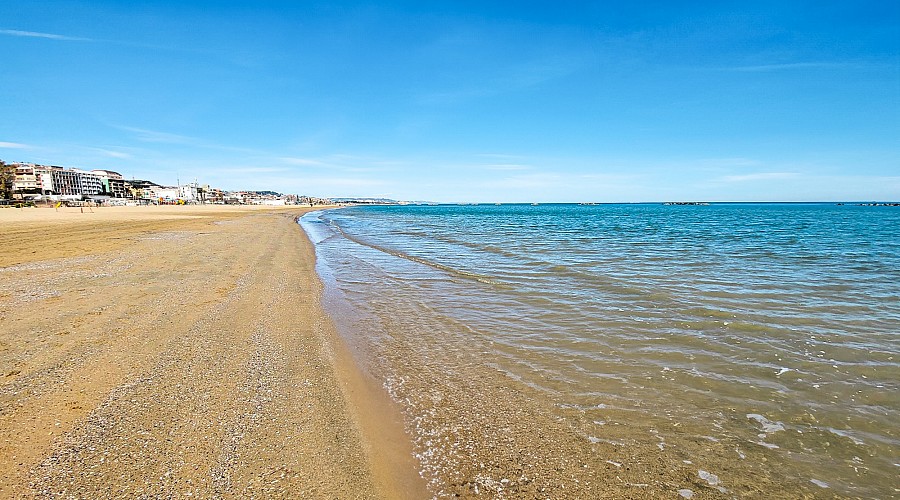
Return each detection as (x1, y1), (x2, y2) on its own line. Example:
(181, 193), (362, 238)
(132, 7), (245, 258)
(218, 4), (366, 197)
(1, 1), (898, 202)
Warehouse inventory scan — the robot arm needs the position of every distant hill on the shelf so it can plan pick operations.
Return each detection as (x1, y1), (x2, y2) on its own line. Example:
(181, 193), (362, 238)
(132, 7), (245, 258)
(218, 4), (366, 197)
(331, 197), (399, 204)
(330, 198), (441, 205)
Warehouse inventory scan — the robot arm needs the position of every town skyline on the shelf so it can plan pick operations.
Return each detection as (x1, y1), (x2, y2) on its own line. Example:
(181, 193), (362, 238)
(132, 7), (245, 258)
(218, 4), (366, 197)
(1, 1), (898, 203)
(0, 159), (329, 206)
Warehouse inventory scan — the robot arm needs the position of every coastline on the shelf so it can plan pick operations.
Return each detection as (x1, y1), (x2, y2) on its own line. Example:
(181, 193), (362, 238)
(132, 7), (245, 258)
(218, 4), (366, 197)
(0, 206), (424, 498)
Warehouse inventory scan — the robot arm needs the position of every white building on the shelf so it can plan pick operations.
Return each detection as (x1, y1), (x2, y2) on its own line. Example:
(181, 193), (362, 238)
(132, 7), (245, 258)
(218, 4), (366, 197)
(71, 169), (103, 196)
(179, 182), (200, 202)
(153, 186), (181, 201)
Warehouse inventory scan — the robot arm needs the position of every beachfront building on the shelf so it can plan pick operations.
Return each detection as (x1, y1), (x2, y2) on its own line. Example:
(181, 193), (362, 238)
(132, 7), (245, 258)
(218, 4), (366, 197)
(124, 179), (160, 200)
(35, 167), (54, 195)
(11, 163), (56, 196)
(10, 166), (102, 198)
(49, 168), (81, 196)
(9, 164), (129, 199)
(298, 195), (332, 206)
(5, 159), (297, 205)
(154, 186), (181, 203)
(179, 182), (201, 202)
(224, 191), (247, 204)
(204, 187), (224, 204)
(126, 179), (179, 203)
(12, 163), (40, 195)
(70, 169), (104, 196)
(91, 170), (126, 198)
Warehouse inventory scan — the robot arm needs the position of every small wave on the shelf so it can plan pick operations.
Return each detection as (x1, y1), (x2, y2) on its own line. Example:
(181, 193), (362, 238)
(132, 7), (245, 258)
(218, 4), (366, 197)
(824, 427), (865, 446)
(747, 414), (785, 436)
(326, 217), (507, 287)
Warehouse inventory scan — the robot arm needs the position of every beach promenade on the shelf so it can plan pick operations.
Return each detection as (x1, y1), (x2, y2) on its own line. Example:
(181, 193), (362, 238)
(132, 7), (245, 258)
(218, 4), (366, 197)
(0, 206), (423, 498)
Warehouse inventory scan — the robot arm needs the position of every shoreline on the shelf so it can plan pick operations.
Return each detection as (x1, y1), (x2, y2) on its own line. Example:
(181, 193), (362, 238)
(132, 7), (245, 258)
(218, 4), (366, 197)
(0, 205), (425, 497)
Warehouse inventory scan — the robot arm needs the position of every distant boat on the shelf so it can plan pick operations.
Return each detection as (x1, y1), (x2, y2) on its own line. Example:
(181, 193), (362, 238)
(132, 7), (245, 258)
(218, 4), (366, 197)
(531, 203), (539, 206)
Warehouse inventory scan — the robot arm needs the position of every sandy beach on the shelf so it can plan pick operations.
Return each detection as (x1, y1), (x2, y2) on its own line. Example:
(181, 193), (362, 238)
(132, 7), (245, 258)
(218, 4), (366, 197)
(0, 205), (424, 498)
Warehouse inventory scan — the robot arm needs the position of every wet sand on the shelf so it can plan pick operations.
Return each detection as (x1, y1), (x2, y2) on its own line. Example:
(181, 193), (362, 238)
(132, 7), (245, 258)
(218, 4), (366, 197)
(0, 205), (424, 498)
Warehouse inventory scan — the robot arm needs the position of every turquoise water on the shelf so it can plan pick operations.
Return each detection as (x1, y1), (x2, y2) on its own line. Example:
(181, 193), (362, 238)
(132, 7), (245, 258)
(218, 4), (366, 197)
(302, 203), (899, 497)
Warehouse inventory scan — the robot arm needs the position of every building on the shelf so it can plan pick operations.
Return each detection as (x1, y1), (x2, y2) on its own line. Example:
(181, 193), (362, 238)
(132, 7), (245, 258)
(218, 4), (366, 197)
(8, 163), (132, 199)
(205, 187), (224, 204)
(12, 163), (40, 194)
(71, 169), (103, 196)
(49, 167), (81, 196)
(154, 186), (181, 202)
(11, 163), (55, 196)
(124, 179), (160, 200)
(92, 170), (126, 198)
(4, 160), (301, 205)
(179, 182), (200, 202)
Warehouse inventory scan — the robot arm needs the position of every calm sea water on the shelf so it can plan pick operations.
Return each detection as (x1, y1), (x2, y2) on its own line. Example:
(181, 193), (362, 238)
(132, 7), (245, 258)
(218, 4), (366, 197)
(301, 203), (899, 498)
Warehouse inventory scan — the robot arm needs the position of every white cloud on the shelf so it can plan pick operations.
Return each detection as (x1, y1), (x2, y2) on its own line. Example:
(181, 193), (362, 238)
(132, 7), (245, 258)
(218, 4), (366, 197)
(721, 172), (799, 182)
(491, 173), (563, 189)
(308, 177), (388, 188)
(697, 157), (762, 168)
(484, 164), (531, 171)
(280, 157), (325, 166)
(476, 153), (526, 160)
(218, 166), (290, 174)
(728, 62), (854, 72)
(0, 141), (31, 149)
(114, 125), (259, 154)
(118, 126), (199, 145)
(89, 148), (132, 159)
(0, 29), (90, 41)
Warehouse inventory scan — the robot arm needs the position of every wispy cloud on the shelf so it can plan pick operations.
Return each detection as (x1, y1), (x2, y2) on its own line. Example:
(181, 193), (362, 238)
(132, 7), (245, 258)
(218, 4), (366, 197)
(308, 177), (388, 188)
(580, 173), (643, 182)
(489, 173), (564, 189)
(115, 125), (259, 154)
(484, 164), (532, 171)
(418, 55), (586, 106)
(212, 166), (293, 175)
(275, 154), (401, 175)
(1, 28), (231, 58)
(0, 141), (32, 149)
(727, 62), (854, 72)
(87, 147), (132, 159)
(0, 29), (90, 41)
(476, 153), (527, 161)
(721, 172), (799, 182)
(118, 126), (199, 145)
(279, 157), (326, 167)
(697, 157), (762, 168)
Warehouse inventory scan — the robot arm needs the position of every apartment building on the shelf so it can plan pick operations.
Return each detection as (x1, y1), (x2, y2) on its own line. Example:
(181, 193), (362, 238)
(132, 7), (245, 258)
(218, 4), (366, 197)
(9, 164), (129, 198)
(70, 169), (103, 196)
(49, 168), (81, 196)
(91, 170), (126, 198)
(12, 164), (40, 193)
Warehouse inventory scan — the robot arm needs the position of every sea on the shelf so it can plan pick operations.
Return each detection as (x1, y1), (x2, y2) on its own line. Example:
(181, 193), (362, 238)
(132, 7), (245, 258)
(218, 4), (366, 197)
(300, 203), (899, 498)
